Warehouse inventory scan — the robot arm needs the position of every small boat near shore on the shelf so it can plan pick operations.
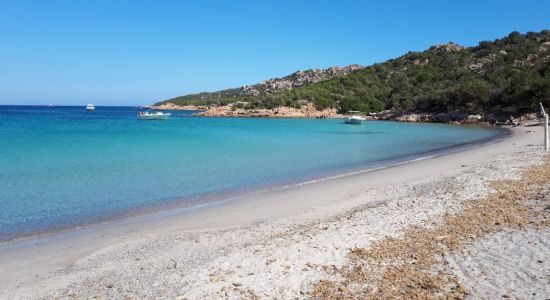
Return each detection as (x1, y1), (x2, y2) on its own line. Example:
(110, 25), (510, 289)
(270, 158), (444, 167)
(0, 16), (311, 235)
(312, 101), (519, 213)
(138, 111), (171, 120)
(86, 104), (95, 111)
(345, 111), (365, 124)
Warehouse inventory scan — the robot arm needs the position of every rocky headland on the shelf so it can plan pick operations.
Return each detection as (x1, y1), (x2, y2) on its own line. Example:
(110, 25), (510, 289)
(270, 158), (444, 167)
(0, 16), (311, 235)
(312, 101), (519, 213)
(153, 30), (550, 124)
(154, 64), (364, 106)
(152, 102), (540, 125)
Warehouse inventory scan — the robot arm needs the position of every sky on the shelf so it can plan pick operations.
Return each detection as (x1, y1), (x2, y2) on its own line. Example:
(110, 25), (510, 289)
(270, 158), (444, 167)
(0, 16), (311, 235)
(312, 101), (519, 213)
(0, 0), (549, 106)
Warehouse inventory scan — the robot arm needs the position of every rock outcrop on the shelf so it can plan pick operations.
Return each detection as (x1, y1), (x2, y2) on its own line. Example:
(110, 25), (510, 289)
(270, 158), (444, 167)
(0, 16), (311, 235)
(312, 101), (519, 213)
(194, 103), (340, 118)
(241, 64), (364, 95)
(372, 111), (539, 126)
(429, 42), (465, 52)
(150, 103), (208, 110)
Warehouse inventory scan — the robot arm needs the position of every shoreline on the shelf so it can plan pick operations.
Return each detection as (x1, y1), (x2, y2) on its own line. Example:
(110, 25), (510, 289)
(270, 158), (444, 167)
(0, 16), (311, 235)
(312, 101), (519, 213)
(152, 103), (539, 126)
(0, 125), (509, 246)
(0, 126), (546, 298)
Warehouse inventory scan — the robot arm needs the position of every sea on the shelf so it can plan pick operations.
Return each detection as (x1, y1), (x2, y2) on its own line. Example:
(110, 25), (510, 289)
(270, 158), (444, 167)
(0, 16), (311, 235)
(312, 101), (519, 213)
(0, 105), (504, 242)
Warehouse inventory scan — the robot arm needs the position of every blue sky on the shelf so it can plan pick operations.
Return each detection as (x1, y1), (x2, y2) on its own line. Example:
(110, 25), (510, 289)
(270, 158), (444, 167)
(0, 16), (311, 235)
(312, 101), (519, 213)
(0, 0), (549, 106)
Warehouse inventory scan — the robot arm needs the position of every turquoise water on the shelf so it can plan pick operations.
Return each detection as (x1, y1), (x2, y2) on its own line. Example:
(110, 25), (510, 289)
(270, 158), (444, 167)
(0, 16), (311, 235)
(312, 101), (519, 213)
(0, 105), (502, 241)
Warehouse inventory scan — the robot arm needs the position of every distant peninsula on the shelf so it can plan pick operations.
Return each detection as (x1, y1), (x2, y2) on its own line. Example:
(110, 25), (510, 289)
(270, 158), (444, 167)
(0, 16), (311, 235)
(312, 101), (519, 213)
(153, 30), (550, 123)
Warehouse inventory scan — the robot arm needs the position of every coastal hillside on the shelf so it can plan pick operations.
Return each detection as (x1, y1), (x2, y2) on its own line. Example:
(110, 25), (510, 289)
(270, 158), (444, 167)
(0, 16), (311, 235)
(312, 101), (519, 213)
(156, 64), (363, 107)
(156, 30), (550, 116)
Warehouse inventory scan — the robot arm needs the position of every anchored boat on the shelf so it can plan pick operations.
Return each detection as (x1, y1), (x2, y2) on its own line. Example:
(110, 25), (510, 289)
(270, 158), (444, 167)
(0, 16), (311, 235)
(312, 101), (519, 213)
(344, 111), (365, 124)
(86, 103), (95, 111)
(138, 111), (171, 120)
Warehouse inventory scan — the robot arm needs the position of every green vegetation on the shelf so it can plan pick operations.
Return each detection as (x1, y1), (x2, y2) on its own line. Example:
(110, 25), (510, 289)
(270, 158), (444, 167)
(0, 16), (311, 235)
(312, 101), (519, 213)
(157, 30), (550, 115)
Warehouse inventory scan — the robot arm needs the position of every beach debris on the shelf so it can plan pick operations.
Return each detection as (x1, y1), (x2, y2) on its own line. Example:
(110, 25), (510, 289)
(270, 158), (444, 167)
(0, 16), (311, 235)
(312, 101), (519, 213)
(310, 155), (550, 299)
(167, 259), (178, 269)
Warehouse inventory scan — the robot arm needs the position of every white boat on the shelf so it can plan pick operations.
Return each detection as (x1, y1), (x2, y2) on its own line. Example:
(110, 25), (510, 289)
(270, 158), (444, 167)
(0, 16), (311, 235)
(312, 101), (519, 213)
(344, 111), (365, 124)
(138, 111), (171, 120)
(86, 103), (95, 111)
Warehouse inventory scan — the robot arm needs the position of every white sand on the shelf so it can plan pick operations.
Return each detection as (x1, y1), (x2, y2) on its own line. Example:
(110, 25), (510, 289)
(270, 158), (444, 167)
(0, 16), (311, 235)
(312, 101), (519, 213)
(0, 126), (547, 299)
(449, 228), (550, 299)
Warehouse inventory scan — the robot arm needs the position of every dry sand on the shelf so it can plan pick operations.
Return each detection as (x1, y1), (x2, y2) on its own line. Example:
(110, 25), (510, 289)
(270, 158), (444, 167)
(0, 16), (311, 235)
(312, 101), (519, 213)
(0, 126), (548, 299)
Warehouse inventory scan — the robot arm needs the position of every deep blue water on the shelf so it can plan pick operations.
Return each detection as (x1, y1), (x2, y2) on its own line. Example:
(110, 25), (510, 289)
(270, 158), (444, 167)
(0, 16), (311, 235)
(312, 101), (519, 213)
(0, 105), (502, 241)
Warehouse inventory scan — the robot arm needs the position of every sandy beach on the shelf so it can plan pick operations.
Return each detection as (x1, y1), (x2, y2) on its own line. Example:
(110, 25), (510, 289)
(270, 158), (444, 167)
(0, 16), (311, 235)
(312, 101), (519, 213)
(0, 125), (548, 299)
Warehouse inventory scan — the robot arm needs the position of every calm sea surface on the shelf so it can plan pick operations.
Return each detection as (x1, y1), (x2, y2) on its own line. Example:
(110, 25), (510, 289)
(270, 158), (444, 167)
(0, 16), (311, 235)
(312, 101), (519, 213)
(0, 105), (503, 241)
